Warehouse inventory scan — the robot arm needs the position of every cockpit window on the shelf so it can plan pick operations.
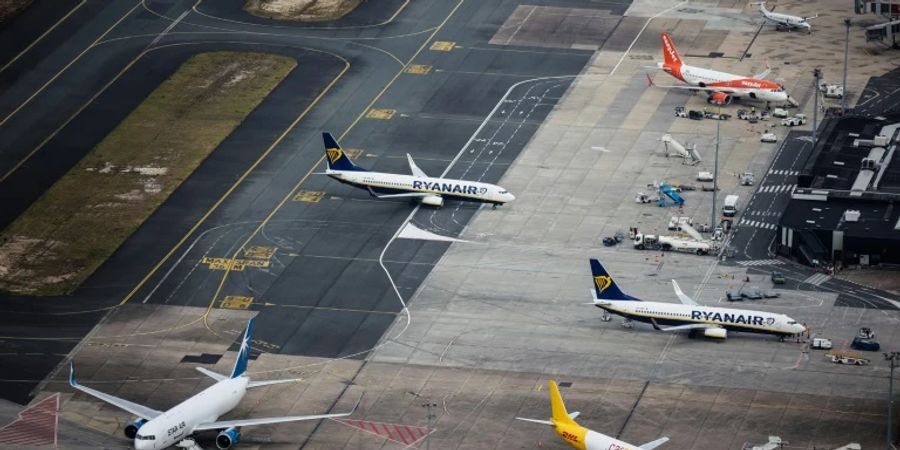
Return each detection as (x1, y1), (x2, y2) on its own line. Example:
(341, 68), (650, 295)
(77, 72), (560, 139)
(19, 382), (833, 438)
(499, 190), (508, 194)
(136, 435), (156, 441)
(787, 321), (797, 325)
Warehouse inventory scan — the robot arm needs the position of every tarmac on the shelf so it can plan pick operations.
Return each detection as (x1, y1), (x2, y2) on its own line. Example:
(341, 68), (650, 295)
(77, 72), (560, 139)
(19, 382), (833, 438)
(0, 0), (898, 448)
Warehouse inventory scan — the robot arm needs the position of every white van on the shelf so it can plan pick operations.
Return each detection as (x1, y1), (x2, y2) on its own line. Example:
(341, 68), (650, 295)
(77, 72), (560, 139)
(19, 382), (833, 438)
(722, 195), (739, 217)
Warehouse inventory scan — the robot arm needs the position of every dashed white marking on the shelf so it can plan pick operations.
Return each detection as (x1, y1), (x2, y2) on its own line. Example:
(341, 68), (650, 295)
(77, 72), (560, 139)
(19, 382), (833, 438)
(803, 273), (832, 286)
(736, 259), (785, 266)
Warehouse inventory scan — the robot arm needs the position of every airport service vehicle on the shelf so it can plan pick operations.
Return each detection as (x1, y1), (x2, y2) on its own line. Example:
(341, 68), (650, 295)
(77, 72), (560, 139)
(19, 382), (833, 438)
(761, 132), (778, 143)
(741, 289), (764, 300)
(697, 171), (714, 182)
(821, 83), (844, 99)
(811, 338), (833, 350)
(740, 172), (755, 186)
(667, 215), (693, 231)
(588, 259), (807, 340)
(851, 336), (881, 351)
(648, 33), (789, 106)
(826, 350), (870, 365)
(771, 271), (785, 284)
(69, 319), (358, 450)
(722, 195), (739, 217)
(781, 114), (807, 126)
(321, 133), (515, 208)
(633, 233), (711, 255)
(517, 380), (669, 450)
(661, 134), (701, 164)
(771, 108), (789, 118)
(755, 1), (817, 32)
(725, 290), (743, 302)
(703, 110), (731, 120)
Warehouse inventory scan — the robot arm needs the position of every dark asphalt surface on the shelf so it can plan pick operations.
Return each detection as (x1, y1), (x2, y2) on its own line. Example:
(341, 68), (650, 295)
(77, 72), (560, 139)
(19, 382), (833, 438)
(0, 0), (598, 403)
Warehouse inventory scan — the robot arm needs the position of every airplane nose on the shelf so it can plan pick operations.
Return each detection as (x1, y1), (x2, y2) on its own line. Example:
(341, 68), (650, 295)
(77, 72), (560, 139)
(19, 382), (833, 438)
(507, 193), (516, 202)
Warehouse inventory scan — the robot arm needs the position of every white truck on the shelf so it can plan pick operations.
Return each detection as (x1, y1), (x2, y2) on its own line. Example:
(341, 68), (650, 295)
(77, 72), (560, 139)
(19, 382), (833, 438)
(811, 338), (833, 350)
(781, 114), (807, 126)
(722, 194), (739, 217)
(633, 233), (712, 255)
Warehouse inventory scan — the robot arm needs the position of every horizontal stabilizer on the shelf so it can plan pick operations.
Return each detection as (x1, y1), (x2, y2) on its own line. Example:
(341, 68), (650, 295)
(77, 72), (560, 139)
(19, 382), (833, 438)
(196, 367), (226, 382)
(641, 436), (670, 450)
(515, 417), (554, 426)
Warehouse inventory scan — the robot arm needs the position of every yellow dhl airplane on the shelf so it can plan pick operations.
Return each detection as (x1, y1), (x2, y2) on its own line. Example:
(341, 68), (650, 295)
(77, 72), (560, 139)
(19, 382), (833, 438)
(517, 381), (669, 450)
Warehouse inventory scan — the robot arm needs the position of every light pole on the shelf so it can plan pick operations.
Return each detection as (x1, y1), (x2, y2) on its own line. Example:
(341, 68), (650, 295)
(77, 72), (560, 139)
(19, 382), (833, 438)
(842, 19), (851, 113)
(711, 105), (720, 234)
(886, 352), (899, 450)
(812, 68), (821, 147)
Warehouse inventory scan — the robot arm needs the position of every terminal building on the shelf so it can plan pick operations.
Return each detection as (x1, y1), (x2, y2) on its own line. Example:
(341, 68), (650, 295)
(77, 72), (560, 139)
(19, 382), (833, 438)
(776, 113), (900, 267)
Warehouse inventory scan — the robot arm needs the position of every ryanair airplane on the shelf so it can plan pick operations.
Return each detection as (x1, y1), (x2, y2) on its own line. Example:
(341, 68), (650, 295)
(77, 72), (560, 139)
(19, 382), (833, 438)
(321, 133), (515, 208)
(589, 259), (806, 340)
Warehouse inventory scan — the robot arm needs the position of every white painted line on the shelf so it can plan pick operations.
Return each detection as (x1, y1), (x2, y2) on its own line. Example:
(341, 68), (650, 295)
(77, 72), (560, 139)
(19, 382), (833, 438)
(150, 9), (189, 47)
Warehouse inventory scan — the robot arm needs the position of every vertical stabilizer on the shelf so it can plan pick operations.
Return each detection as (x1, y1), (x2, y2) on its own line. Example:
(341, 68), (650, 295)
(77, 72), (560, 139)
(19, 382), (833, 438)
(590, 259), (641, 301)
(548, 381), (577, 426)
(230, 318), (255, 379)
(323, 132), (366, 172)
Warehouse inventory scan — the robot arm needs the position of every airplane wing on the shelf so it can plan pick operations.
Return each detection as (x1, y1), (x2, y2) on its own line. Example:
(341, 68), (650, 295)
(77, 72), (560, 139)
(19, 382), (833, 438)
(515, 417), (554, 426)
(802, 14), (818, 21)
(640, 436), (670, 450)
(650, 319), (720, 332)
(69, 363), (163, 420)
(646, 75), (736, 94)
(671, 280), (698, 306)
(407, 154), (428, 178)
(193, 394), (361, 432)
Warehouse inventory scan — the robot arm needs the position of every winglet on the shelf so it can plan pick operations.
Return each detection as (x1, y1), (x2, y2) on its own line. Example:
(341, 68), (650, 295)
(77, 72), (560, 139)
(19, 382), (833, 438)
(69, 362), (77, 387)
(229, 318), (255, 379)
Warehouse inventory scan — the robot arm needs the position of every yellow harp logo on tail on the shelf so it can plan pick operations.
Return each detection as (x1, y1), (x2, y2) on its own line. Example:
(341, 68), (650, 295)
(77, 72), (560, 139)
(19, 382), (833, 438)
(326, 148), (343, 165)
(594, 275), (613, 294)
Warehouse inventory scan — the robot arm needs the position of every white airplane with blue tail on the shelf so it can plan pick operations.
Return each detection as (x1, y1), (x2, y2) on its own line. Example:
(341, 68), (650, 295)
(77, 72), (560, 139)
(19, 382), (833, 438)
(69, 318), (359, 449)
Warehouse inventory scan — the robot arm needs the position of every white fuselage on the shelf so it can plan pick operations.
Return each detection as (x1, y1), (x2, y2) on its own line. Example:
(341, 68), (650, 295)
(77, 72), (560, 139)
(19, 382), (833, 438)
(133, 377), (248, 450)
(596, 300), (805, 337)
(326, 169), (516, 205)
(677, 65), (789, 103)
(762, 10), (810, 30)
(585, 429), (639, 450)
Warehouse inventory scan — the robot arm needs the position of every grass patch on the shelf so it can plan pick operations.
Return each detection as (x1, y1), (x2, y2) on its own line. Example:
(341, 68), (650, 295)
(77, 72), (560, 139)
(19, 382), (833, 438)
(244, 0), (362, 22)
(0, 51), (296, 296)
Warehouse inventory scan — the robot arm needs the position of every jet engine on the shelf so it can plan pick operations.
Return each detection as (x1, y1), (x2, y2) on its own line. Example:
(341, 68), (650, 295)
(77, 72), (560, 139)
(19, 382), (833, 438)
(703, 328), (727, 339)
(124, 418), (147, 439)
(707, 92), (732, 105)
(216, 427), (241, 449)
(421, 195), (444, 207)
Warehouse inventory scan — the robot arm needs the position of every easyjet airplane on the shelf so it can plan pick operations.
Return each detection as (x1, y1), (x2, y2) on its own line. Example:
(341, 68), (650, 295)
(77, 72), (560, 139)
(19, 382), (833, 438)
(647, 32), (790, 106)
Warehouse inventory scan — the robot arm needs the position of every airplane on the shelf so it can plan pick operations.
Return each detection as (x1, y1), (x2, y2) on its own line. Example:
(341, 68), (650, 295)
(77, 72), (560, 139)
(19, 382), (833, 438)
(754, 2), (816, 32)
(69, 318), (359, 450)
(647, 32), (790, 106)
(588, 259), (806, 340)
(321, 132), (515, 208)
(517, 380), (669, 450)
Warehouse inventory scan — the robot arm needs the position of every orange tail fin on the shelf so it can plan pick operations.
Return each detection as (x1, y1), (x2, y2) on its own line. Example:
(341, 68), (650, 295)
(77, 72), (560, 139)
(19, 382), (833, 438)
(660, 32), (682, 68)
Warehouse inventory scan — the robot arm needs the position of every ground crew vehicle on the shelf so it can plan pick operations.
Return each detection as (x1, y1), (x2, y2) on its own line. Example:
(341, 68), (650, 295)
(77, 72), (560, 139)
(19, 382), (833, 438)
(811, 338), (833, 350)
(667, 215), (693, 230)
(781, 114), (807, 126)
(674, 106), (687, 118)
(633, 233), (712, 255)
(725, 290), (742, 301)
(771, 108), (789, 118)
(771, 271), (785, 284)
(761, 132), (778, 143)
(851, 335), (880, 351)
(722, 195), (739, 217)
(740, 172), (755, 186)
(826, 350), (870, 365)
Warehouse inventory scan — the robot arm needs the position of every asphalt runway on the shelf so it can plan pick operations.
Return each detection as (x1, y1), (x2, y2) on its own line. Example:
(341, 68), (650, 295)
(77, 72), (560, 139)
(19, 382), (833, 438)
(0, 0), (593, 403)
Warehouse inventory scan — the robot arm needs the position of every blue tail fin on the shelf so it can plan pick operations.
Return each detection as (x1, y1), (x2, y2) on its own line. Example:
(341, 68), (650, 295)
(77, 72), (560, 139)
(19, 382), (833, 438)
(230, 318), (255, 379)
(590, 259), (640, 301)
(323, 132), (365, 171)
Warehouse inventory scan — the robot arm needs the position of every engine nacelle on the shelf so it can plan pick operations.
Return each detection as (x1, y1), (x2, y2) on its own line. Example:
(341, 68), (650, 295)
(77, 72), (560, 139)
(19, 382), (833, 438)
(707, 92), (732, 105)
(421, 195), (444, 207)
(216, 427), (241, 449)
(124, 418), (147, 439)
(703, 328), (727, 339)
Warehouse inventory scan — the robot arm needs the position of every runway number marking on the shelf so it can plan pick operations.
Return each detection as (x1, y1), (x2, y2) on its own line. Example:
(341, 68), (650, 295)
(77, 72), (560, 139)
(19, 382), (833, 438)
(430, 41), (456, 51)
(404, 64), (432, 75)
(366, 108), (396, 120)
(244, 246), (277, 259)
(220, 295), (253, 310)
(201, 257), (269, 271)
(293, 190), (325, 203)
